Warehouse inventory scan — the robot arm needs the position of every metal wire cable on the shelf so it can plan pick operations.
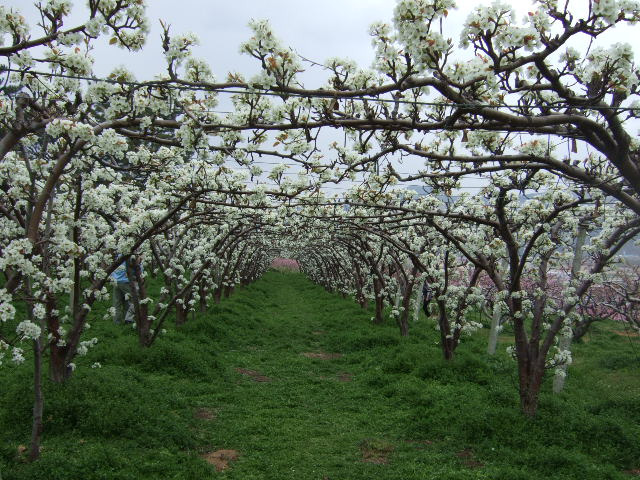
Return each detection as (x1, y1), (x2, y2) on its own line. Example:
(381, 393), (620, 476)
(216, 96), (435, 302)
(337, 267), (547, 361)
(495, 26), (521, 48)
(4, 66), (640, 112)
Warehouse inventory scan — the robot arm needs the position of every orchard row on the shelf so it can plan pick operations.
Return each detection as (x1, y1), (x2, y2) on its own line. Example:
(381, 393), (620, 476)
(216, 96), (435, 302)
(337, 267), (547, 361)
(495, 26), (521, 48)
(1, 0), (639, 460)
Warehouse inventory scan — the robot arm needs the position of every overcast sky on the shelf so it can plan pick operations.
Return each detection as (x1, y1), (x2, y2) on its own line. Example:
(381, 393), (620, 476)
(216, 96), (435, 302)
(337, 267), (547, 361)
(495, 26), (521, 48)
(4, 1), (637, 195)
(6, 0), (392, 80)
(7, 0), (634, 86)
(5, 0), (545, 83)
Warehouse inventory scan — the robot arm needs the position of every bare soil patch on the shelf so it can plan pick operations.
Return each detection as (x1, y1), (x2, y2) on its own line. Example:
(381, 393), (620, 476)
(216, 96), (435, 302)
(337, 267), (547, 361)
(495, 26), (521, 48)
(613, 330), (640, 338)
(194, 407), (217, 420)
(301, 351), (343, 360)
(337, 372), (353, 382)
(456, 449), (484, 468)
(312, 330), (324, 335)
(201, 449), (240, 471)
(360, 438), (394, 465)
(234, 367), (272, 382)
(404, 439), (434, 449)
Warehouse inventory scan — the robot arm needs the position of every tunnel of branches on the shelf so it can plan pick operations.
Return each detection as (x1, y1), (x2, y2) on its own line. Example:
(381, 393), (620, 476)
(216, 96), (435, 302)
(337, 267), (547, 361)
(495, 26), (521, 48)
(1, 3), (640, 454)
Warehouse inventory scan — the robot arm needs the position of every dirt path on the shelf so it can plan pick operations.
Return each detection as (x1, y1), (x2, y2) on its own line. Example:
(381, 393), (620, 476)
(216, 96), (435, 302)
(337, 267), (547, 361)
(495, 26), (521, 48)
(195, 271), (422, 478)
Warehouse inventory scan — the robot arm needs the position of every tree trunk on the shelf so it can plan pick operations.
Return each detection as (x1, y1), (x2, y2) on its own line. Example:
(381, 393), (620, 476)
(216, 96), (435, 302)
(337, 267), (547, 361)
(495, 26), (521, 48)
(358, 294), (368, 309)
(413, 286), (423, 322)
(519, 363), (544, 417)
(373, 279), (384, 324)
(353, 263), (368, 309)
(374, 295), (384, 324)
(199, 294), (208, 312)
(199, 283), (208, 312)
(572, 317), (597, 342)
(397, 273), (416, 337)
(553, 334), (571, 394)
(175, 302), (188, 326)
(521, 390), (541, 417)
(487, 303), (502, 355)
(397, 290), (412, 337)
(394, 288), (402, 310)
(128, 263), (150, 347)
(138, 319), (152, 347)
(441, 339), (454, 361)
(29, 338), (43, 462)
(436, 300), (454, 360)
(49, 344), (71, 383)
(48, 294), (71, 382)
(43, 260), (72, 382)
(553, 221), (588, 393)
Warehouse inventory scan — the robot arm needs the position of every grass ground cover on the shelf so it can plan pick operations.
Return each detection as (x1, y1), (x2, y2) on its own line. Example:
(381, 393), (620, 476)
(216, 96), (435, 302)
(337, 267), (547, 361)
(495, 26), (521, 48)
(1, 271), (639, 479)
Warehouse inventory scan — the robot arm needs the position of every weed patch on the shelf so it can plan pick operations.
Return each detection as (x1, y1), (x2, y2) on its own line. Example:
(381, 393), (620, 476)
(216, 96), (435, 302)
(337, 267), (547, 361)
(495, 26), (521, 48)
(301, 351), (343, 360)
(1, 271), (638, 479)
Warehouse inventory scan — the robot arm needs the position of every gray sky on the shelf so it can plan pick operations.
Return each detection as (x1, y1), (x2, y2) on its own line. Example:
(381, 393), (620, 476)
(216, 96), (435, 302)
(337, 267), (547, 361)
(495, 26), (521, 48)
(6, 0), (396, 81)
(4, 1), (637, 196)
(4, 0), (547, 83)
(7, 0), (633, 85)
(6, 0), (634, 85)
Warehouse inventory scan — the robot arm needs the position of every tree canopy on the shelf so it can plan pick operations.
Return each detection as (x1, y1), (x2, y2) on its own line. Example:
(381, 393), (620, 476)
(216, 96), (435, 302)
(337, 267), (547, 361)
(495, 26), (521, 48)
(1, 1), (640, 455)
